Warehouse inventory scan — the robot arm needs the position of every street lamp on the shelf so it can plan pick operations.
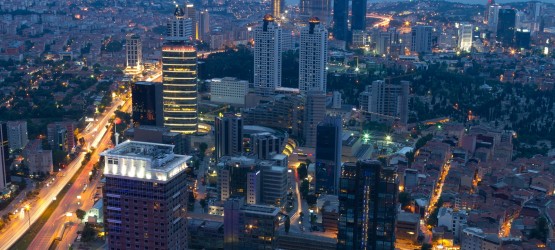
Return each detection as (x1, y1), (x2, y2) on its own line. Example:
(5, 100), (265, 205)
(24, 204), (31, 227)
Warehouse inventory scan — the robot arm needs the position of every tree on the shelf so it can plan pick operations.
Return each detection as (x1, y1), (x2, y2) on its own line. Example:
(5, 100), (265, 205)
(297, 163), (308, 180)
(530, 216), (548, 242)
(76, 209), (86, 221)
(81, 223), (96, 242)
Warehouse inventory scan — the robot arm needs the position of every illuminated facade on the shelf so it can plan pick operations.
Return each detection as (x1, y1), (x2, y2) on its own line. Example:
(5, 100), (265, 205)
(162, 44), (198, 134)
(167, 6), (193, 42)
(101, 141), (191, 249)
(125, 33), (142, 74)
(338, 160), (398, 250)
(458, 23), (473, 52)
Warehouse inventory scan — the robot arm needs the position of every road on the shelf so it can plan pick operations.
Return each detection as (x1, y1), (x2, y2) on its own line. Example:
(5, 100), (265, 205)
(366, 13), (392, 28)
(0, 97), (125, 250)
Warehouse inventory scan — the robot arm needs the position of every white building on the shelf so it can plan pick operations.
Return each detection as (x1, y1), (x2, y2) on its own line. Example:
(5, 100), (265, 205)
(209, 77), (249, 105)
(299, 17), (328, 94)
(458, 23), (473, 52)
(254, 14), (282, 96)
(125, 33), (142, 74)
(461, 227), (503, 250)
(260, 161), (288, 206)
(437, 207), (468, 240)
(410, 25), (433, 54)
(376, 28), (399, 55)
(6, 120), (28, 151)
(166, 6), (193, 42)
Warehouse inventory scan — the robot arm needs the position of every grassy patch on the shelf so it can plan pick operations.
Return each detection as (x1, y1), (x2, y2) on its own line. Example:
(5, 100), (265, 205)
(10, 163), (87, 250)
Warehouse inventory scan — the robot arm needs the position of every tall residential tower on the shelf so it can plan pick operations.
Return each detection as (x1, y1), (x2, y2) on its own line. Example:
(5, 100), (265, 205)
(253, 15), (282, 96)
(299, 17), (328, 94)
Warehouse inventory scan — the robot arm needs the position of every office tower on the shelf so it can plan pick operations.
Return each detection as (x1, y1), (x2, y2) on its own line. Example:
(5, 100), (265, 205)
(218, 157), (260, 204)
(0, 122), (9, 189)
(254, 15), (282, 96)
(132, 82), (164, 127)
(315, 115), (342, 194)
(102, 141), (190, 250)
(185, 3), (197, 40)
(487, 4), (501, 32)
(215, 113), (243, 160)
(410, 25), (433, 53)
(515, 28), (531, 49)
(337, 160), (398, 250)
(224, 198), (280, 250)
(251, 133), (284, 160)
(351, 0), (367, 32)
(167, 6), (193, 42)
(529, 1), (542, 22)
(198, 10), (210, 41)
(306, 0), (331, 26)
(6, 120), (28, 151)
(125, 33), (142, 73)
(47, 122), (76, 152)
(304, 91), (326, 148)
(458, 23), (473, 52)
(332, 0), (348, 41)
(259, 161), (288, 206)
(299, 17), (328, 94)
(162, 44), (198, 134)
(271, 0), (285, 19)
(377, 28), (399, 55)
(484, 0), (495, 24)
(497, 9), (516, 47)
(359, 80), (409, 125)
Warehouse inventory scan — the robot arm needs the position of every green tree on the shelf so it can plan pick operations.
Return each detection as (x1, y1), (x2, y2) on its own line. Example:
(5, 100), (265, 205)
(76, 209), (86, 221)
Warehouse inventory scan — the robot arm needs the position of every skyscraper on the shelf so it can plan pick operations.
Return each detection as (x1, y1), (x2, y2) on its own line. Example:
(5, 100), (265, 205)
(315, 115), (342, 194)
(487, 4), (501, 32)
(125, 33), (142, 73)
(458, 23), (473, 52)
(351, 0), (367, 31)
(253, 15), (282, 96)
(515, 28), (531, 49)
(332, 0), (348, 41)
(185, 3), (197, 40)
(410, 25), (433, 54)
(484, 0), (495, 24)
(102, 141), (190, 249)
(304, 91), (326, 148)
(198, 10), (210, 41)
(131, 82), (164, 127)
(299, 17), (328, 94)
(167, 6), (193, 42)
(0, 122), (9, 189)
(306, 0), (331, 26)
(338, 160), (398, 250)
(271, 0), (285, 19)
(497, 9), (516, 47)
(162, 44), (198, 134)
(6, 120), (28, 151)
(215, 113), (243, 160)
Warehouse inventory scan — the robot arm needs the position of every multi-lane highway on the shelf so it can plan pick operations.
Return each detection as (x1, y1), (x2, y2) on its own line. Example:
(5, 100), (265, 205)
(0, 97), (125, 250)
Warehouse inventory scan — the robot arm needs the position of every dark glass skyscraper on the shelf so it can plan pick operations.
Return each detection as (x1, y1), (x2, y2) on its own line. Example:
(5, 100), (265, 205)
(132, 81), (163, 127)
(332, 0), (348, 40)
(0, 122), (9, 189)
(496, 9), (516, 47)
(351, 0), (367, 31)
(214, 113), (243, 161)
(338, 160), (398, 250)
(315, 115), (342, 194)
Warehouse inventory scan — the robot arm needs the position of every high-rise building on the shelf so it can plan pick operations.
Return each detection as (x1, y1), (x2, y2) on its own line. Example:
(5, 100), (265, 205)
(6, 120), (28, 151)
(304, 91), (326, 148)
(0, 122), (9, 189)
(167, 6), (193, 42)
(351, 0), (367, 32)
(125, 33), (142, 73)
(458, 23), (473, 52)
(271, 0), (285, 19)
(259, 161), (288, 206)
(376, 28), (400, 55)
(132, 82), (164, 127)
(251, 132), (284, 160)
(185, 3), (197, 40)
(47, 122), (76, 152)
(337, 160), (398, 250)
(224, 198), (280, 250)
(306, 0), (331, 26)
(198, 10), (210, 41)
(162, 44), (198, 134)
(359, 80), (409, 125)
(102, 141), (190, 250)
(215, 113), (243, 160)
(410, 25), (433, 54)
(332, 0), (348, 41)
(484, 0), (495, 24)
(515, 28), (531, 49)
(254, 15), (282, 96)
(218, 156), (260, 204)
(497, 9), (516, 47)
(315, 115), (342, 194)
(299, 17), (328, 94)
(487, 4), (501, 32)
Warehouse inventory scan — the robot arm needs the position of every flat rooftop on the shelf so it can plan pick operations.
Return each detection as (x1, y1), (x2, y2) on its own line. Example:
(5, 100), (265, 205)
(241, 204), (280, 216)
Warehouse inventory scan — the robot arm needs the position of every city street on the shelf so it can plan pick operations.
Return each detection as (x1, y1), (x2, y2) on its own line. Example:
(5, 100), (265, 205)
(0, 97), (126, 250)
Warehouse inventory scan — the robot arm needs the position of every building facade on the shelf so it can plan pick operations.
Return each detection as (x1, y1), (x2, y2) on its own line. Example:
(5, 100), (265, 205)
(0, 122), (9, 189)
(410, 25), (433, 54)
(332, 0), (348, 41)
(125, 33), (142, 73)
(215, 113), (243, 160)
(162, 44), (198, 134)
(497, 9), (516, 47)
(102, 141), (191, 250)
(224, 201), (280, 250)
(299, 17), (328, 94)
(167, 6), (193, 42)
(132, 81), (164, 127)
(253, 15), (282, 96)
(315, 115), (342, 194)
(304, 91), (326, 148)
(337, 160), (398, 250)
(209, 77), (249, 106)
(458, 23), (473, 52)
(351, 0), (367, 32)
(6, 120), (28, 151)
(359, 80), (410, 125)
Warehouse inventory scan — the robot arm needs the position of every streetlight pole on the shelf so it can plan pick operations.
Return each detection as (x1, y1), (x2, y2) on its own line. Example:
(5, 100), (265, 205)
(24, 205), (31, 227)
